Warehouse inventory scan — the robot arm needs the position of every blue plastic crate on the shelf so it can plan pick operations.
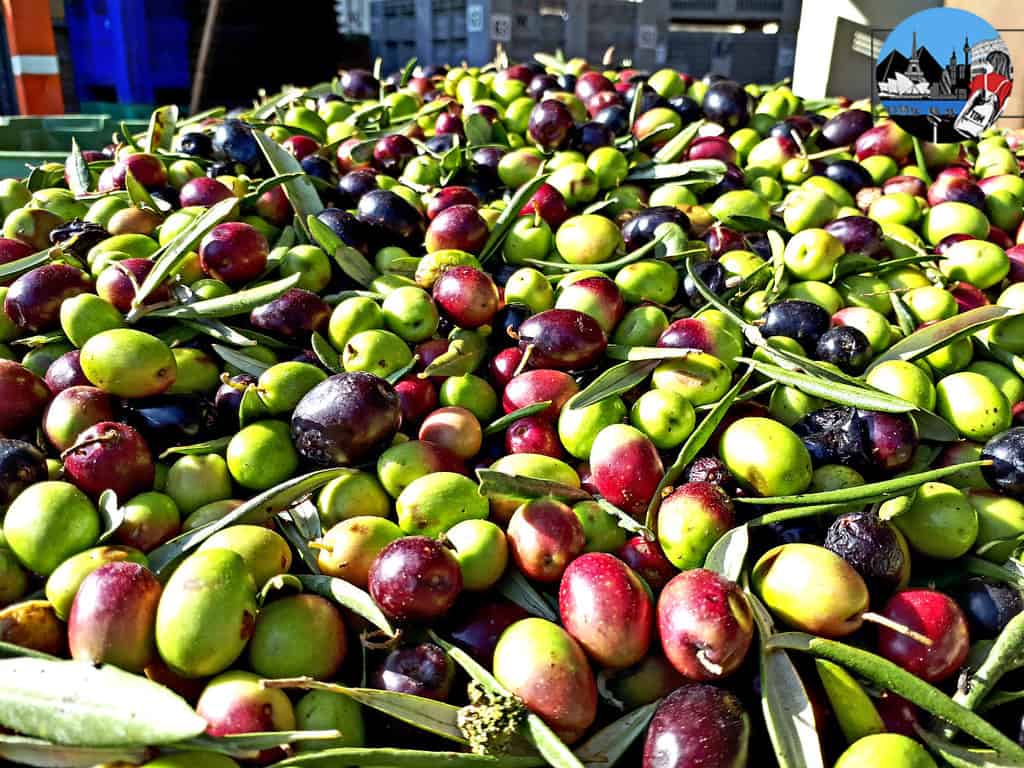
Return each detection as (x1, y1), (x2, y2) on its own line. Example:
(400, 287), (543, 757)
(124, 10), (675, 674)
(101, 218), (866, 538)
(64, 0), (191, 106)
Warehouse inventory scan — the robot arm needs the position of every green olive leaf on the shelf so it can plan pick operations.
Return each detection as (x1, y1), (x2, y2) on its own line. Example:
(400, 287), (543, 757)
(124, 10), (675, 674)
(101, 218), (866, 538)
(653, 119), (705, 163)
(604, 345), (702, 361)
(574, 700), (658, 768)
(12, 330), (67, 348)
(889, 292), (917, 337)
(238, 385), (269, 428)
(311, 331), (342, 374)
(268, 747), (543, 767)
(766, 633), (1024, 761)
(627, 78), (646, 132)
(478, 173), (550, 264)
(704, 523), (749, 582)
(180, 318), (262, 347)
(307, 215), (379, 287)
(148, 273), (303, 320)
(0, 248), (53, 281)
(951, 612), (1024, 727)
(95, 490), (124, 544)
(815, 659), (884, 744)
(0, 658), (206, 747)
(721, 214), (790, 234)
(748, 595), (826, 768)
(159, 436), (231, 459)
(262, 573), (395, 637)
(0, 735), (147, 768)
(65, 138), (91, 196)
(129, 196), (239, 315)
(568, 359), (658, 411)
(911, 136), (932, 184)
(261, 678), (466, 744)
(212, 344), (272, 377)
(124, 169), (158, 212)
(0, 641), (58, 660)
(118, 121), (141, 151)
(645, 366), (754, 530)
(253, 131), (324, 235)
(734, 459), (989, 507)
(867, 305), (1014, 372)
(144, 105), (179, 153)
(484, 401), (554, 436)
(464, 113), (492, 147)
(496, 569), (560, 622)
(624, 159), (727, 183)
(148, 468), (348, 578)
(275, 509), (322, 575)
(765, 230), (787, 303)
(916, 727), (1020, 768)
(176, 730), (341, 759)
(242, 171), (307, 206)
(476, 469), (593, 504)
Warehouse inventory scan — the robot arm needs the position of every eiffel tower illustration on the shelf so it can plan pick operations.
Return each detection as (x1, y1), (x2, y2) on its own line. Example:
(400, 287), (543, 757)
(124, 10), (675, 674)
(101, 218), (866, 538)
(906, 30), (928, 84)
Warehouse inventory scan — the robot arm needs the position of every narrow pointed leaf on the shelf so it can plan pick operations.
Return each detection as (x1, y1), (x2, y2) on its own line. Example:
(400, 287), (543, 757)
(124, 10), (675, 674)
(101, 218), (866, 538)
(0, 248), (52, 281)
(815, 659), (884, 744)
(0, 658), (206, 746)
(130, 196), (239, 312)
(385, 354), (420, 384)
(496, 569), (560, 622)
(159, 436), (231, 459)
(645, 366), (754, 529)
(734, 460), (989, 506)
(243, 172), (306, 205)
(704, 523), (749, 582)
(484, 401), (554, 436)
(722, 214), (790, 234)
(178, 730), (341, 758)
(311, 331), (342, 373)
(179, 318), (259, 347)
(269, 747), (543, 767)
(867, 305), (1014, 371)
(916, 728), (1019, 768)
(479, 173), (550, 264)
(307, 215), (379, 286)
(148, 468), (347, 577)
(149, 273), (303, 319)
(574, 700), (658, 767)
(253, 131), (324, 234)
(766, 633), (1024, 760)
(65, 139), (90, 196)
(96, 490), (123, 544)
(124, 169), (158, 211)
(766, 230), (787, 302)
(476, 469), (592, 504)
(0, 735), (146, 768)
(653, 119), (704, 163)
(144, 105), (179, 153)
(741, 358), (916, 413)
(275, 510), (322, 574)
(212, 344), (273, 376)
(568, 360), (658, 410)
(464, 113), (491, 146)
(238, 385), (267, 428)
(0, 641), (57, 660)
(625, 159), (727, 183)
(294, 574), (395, 636)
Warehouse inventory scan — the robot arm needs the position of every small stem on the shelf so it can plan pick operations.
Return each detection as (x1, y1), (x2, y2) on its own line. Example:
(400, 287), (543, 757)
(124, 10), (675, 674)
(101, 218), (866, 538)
(861, 611), (934, 647)
(512, 344), (533, 377)
(307, 540), (330, 553)
(60, 430), (118, 460)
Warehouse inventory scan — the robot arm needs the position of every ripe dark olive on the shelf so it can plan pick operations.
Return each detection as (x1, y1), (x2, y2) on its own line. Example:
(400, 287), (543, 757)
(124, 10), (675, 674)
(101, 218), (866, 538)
(5, 264), (92, 332)
(426, 186), (480, 220)
(45, 350), (89, 393)
(62, 421), (154, 499)
(356, 189), (425, 247)
(982, 428), (1024, 500)
(341, 69), (380, 100)
(761, 300), (831, 351)
(877, 589), (969, 683)
(702, 225), (745, 258)
(97, 258), (168, 313)
(956, 578), (1024, 639)
(250, 288), (330, 339)
(199, 222), (269, 285)
(425, 204), (488, 254)
(215, 373), (256, 430)
(291, 372), (401, 466)
(573, 121), (614, 154)
(815, 326), (873, 374)
(0, 438), (47, 506)
(448, 599), (529, 666)
(373, 134), (417, 177)
(374, 642), (454, 701)
(685, 456), (738, 496)
(211, 119), (262, 171)
(822, 159), (874, 194)
(528, 99), (575, 151)
(824, 216), (884, 258)
(315, 208), (372, 255)
(180, 177), (234, 208)
(0, 360), (50, 435)
(301, 155), (334, 183)
(177, 131), (213, 158)
(794, 406), (916, 476)
(618, 535), (677, 592)
(491, 302), (533, 348)
(121, 395), (218, 454)
(519, 183), (570, 228)
(824, 512), (908, 604)
(505, 415), (561, 458)
(688, 136), (738, 164)
(593, 105), (629, 135)
(682, 260), (727, 309)
(368, 536), (462, 622)
(818, 108), (873, 148)
(337, 169), (379, 208)
(528, 73), (559, 100)
(668, 95), (701, 124)
(701, 80), (749, 130)
(49, 220), (109, 256)
(517, 309), (608, 371)
(622, 206), (690, 252)
(642, 683), (750, 768)
(433, 266), (499, 329)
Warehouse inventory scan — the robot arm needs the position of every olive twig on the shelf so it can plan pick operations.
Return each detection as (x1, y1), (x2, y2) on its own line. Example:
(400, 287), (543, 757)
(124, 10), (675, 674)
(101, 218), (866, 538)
(860, 611), (934, 647)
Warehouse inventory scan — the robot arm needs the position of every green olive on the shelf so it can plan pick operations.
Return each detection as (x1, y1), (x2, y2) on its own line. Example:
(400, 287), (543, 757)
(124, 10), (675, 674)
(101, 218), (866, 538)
(882, 482), (978, 560)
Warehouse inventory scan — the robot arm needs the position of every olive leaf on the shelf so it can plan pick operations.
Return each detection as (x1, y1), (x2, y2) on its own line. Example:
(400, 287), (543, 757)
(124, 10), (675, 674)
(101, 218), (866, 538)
(276, 507), (322, 575)
(238, 385), (268, 428)
(748, 595), (826, 768)
(604, 345), (702, 361)
(0, 735), (147, 768)
(484, 401), (554, 436)
(262, 678), (466, 744)
(180, 318), (262, 348)
(144, 104), (179, 153)
(627, 78), (645, 133)
(624, 158), (727, 183)
(866, 305), (1014, 372)
(767, 633), (1024, 760)
(307, 215), (379, 287)
(721, 214), (790, 234)
(311, 331), (342, 373)
(951, 612), (1024, 726)
(574, 700), (658, 768)
(0, 641), (57, 661)
(431, 633), (585, 768)
(980, 689), (1024, 713)
(765, 230), (787, 303)
(269, 747), (543, 767)
(65, 138), (91, 196)
(384, 354), (420, 384)
(653, 119), (705, 163)
(178, 730), (341, 759)
(745, 501), (872, 528)
(911, 136), (932, 184)
(118, 121), (141, 151)
(478, 173), (551, 264)
(645, 366), (754, 530)
(159, 436), (231, 459)
(568, 360), (658, 411)
(148, 273), (303, 319)
(124, 169), (158, 212)
(95, 490), (124, 544)
(476, 469), (593, 504)
(262, 573), (396, 637)
(129, 196), (239, 314)
(916, 727), (1019, 768)
(496, 569), (560, 622)
(419, 330), (488, 377)
(815, 659), (884, 744)
(0, 658), (206, 747)
(890, 292), (917, 337)
(13, 330), (67, 348)
(212, 344), (272, 376)
(253, 131), (324, 235)
(148, 468), (348, 578)
(0, 248), (53, 281)
(465, 113), (492, 147)
(734, 459), (989, 507)
(703, 523), (749, 582)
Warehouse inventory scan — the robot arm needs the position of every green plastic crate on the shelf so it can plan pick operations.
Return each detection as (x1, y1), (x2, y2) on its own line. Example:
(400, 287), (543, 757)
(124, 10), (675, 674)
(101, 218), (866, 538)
(0, 114), (152, 179)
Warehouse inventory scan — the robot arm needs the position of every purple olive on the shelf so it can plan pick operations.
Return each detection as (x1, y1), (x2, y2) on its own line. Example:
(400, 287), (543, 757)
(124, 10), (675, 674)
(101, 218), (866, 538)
(368, 536), (462, 622)
(374, 642), (454, 701)
(824, 216), (884, 258)
(517, 309), (608, 370)
(5, 264), (92, 331)
(642, 683), (750, 768)
(250, 288), (330, 339)
(818, 108), (873, 148)
(528, 99), (574, 151)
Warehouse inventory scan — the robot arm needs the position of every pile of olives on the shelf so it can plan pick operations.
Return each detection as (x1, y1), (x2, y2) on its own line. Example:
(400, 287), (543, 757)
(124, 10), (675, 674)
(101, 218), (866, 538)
(3, 55), (1024, 768)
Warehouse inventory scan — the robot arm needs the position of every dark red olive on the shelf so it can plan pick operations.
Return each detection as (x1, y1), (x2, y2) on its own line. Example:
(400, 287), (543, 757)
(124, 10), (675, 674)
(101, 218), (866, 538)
(426, 186), (480, 220)
(373, 134), (417, 177)
(0, 360), (50, 435)
(0, 438), (47, 506)
(4, 264), (92, 331)
(97, 258), (169, 312)
(374, 642), (454, 701)
(702, 224), (745, 258)
(701, 80), (749, 130)
(517, 309), (607, 370)
(341, 69), (380, 100)
(489, 347), (523, 391)
(45, 350), (89, 393)
(618, 535), (677, 593)
(927, 175), (985, 209)
(518, 183), (570, 228)
(818, 109), (873, 148)
(622, 206), (690, 252)
(394, 375), (437, 427)
(368, 536), (462, 622)
(824, 216), (884, 258)
(432, 266), (499, 329)
(448, 599), (529, 667)
(883, 175), (928, 198)
(179, 177), (234, 208)
(62, 421), (154, 499)
(199, 222), (269, 285)
(642, 683), (749, 768)
(687, 136), (737, 164)
(506, 415), (561, 458)
(502, 368), (579, 421)
(250, 288), (330, 339)
(425, 204), (488, 254)
(528, 99), (575, 151)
